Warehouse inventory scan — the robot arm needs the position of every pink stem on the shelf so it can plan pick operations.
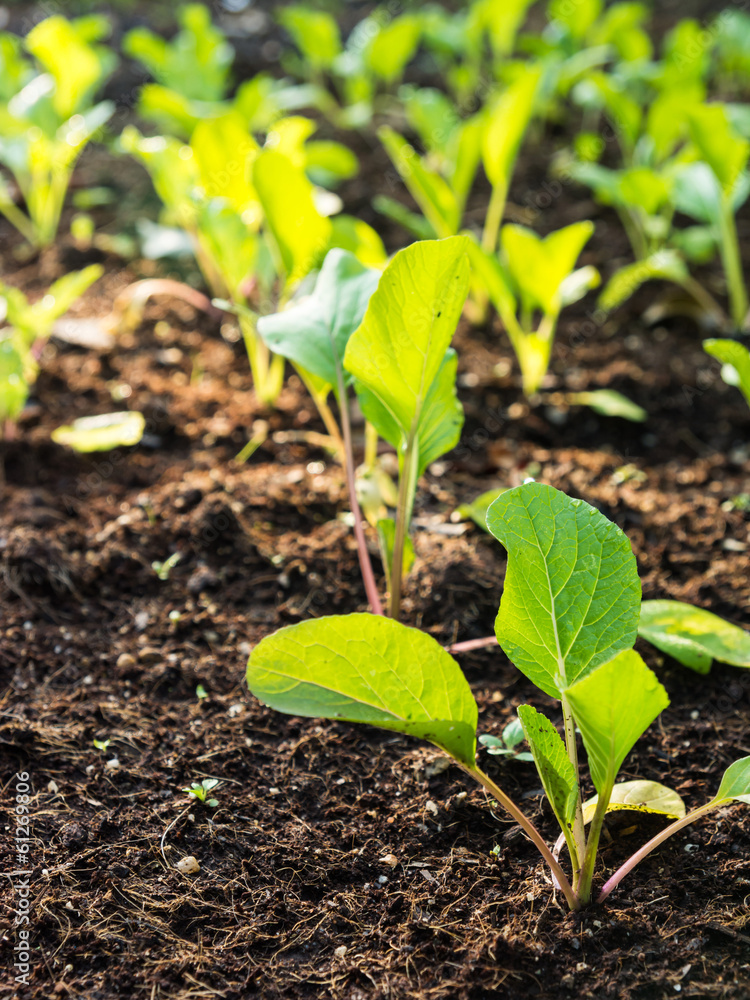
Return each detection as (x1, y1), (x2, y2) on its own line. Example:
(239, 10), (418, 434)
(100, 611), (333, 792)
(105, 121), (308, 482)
(448, 635), (499, 654)
(112, 279), (224, 322)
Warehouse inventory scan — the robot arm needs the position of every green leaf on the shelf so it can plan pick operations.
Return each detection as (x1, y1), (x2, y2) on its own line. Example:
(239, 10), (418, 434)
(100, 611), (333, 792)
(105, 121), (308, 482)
(487, 482), (641, 699)
(278, 7), (341, 71)
(501, 221), (594, 317)
(51, 411), (146, 452)
(581, 779), (685, 824)
(703, 339), (750, 409)
(305, 140), (358, 186)
(373, 195), (436, 241)
(378, 126), (461, 238)
(688, 104), (750, 197)
(482, 64), (541, 191)
(456, 487), (508, 530)
(355, 348), (464, 476)
(0, 339), (28, 420)
(246, 613), (478, 766)
(26, 15), (113, 119)
(639, 599), (750, 673)
(502, 717), (525, 750)
(257, 249), (380, 388)
(617, 167), (671, 217)
(568, 389), (647, 423)
(565, 649), (669, 795)
(711, 757), (750, 806)
(673, 162), (750, 226)
(191, 112), (259, 212)
(123, 4), (232, 102)
(344, 236), (470, 441)
(366, 15), (421, 84)
(599, 250), (689, 312)
(252, 149), (331, 287)
(517, 704), (577, 828)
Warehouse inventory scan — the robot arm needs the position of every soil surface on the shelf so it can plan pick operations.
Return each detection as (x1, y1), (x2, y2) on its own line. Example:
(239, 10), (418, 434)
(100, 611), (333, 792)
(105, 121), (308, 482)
(2, 3), (750, 999)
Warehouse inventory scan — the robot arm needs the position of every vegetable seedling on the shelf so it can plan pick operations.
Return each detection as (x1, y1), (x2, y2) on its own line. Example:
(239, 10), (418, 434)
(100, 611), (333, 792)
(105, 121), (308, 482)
(246, 483), (750, 909)
(479, 719), (534, 762)
(344, 236), (470, 618)
(0, 15), (116, 249)
(468, 222), (599, 395)
(182, 779), (219, 808)
(152, 553), (181, 581)
(93, 738), (111, 752)
(0, 265), (102, 431)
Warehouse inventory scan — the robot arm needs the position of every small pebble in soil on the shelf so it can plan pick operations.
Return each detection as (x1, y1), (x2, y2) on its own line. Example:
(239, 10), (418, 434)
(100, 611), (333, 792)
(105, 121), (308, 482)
(116, 653), (136, 669)
(47, 780), (59, 793)
(176, 856), (200, 875)
(380, 854), (399, 868)
(105, 758), (120, 771)
(334, 946), (347, 959)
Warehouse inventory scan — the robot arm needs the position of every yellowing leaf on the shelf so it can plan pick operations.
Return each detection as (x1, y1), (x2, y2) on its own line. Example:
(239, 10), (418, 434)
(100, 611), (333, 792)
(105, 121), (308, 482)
(581, 780), (685, 824)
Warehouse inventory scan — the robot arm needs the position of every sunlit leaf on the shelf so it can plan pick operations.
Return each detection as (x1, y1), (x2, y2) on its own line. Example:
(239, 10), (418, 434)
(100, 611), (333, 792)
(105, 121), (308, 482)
(581, 779), (685, 824)
(51, 411), (146, 452)
(518, 704), (577, 828)
(639, 599), (750, 673)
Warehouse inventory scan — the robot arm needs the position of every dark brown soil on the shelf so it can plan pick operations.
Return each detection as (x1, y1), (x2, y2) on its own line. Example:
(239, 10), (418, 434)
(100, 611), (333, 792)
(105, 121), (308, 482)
(2, 4), (750, 997)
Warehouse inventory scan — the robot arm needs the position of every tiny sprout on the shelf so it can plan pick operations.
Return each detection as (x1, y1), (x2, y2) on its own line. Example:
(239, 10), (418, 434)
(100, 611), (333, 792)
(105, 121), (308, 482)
(182, 778), (219, 807)
(479, 718), (535, 762)
(152, 552), (181, 581)
(195, 684), (208, 700)
(169, 610), (182, 625)
(93, 738), (111, 752)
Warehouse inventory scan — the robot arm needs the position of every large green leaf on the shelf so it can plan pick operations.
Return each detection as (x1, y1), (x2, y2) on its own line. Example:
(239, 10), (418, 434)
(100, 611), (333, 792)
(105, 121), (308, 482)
(517, 704), (577, 829)
(252, 149), (331, 287)
(344, 236), (470, 440)
(278, 7), (342, 72)
(712, 757), (750, 806)
(564, 650), (669, 796)
(365, 15), (421, 84)
(487, 482), (641, 699)
(639, 599), (750, 673)
(257, 249), (380, 388)
(26, 15), (113, 119)
(703, 339), (750, 409)
(246, 613), (478, 766)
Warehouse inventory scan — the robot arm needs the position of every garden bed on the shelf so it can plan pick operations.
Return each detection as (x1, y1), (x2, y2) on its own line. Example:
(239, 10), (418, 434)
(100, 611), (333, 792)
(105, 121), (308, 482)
(2, 0), (750, 996)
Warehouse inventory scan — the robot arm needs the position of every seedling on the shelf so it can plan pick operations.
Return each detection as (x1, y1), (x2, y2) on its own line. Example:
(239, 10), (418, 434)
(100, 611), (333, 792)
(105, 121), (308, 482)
(195, 683), (208, 700)
(0, 266), (102, 430)
(468, 222), (599, 395)
(0, 15), (115, 248)
(152, 553), (181, 581)
(182, 778), (219, 807)
(246, 483), (750, 909)
(93, 738), (111, 752)
(479, 719), (534, 762)
(344, 237), (470, 618)
(703, 338), (750, 410)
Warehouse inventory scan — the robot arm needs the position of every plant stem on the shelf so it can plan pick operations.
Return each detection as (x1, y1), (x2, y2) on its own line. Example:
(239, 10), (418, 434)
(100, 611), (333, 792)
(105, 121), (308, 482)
(717, 197), (749, 330)
(560, 694), (585, 891)
(481, 182), (507, 255)
(596, 801), (720, 905)
(297, 370), (346, 466)
(467, 764), (580, 911)
(679, 274), (730, 331)
(389, 435), (417, 620)
(334, 373), (384, 617)
(448, 635), (499, 654)
(576, 784), (612, 905)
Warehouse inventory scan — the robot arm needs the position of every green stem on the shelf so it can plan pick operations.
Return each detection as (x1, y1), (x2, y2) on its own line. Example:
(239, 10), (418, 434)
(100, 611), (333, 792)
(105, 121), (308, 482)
(597, 800), (722, 905)
(717, 196), (749, 331)
(0, 200), (38, 248)
(481, 182), (507, 255)
(364, 421), (379, 471)
(617, 206), (648, 262)
(297, 369), (345, 466)
(241, 314), (284, 406)
(466, 764), (580, 911)
(576, 783), (612, 905)
(388, 434), (418, 620)
(678, 274), (730, 331)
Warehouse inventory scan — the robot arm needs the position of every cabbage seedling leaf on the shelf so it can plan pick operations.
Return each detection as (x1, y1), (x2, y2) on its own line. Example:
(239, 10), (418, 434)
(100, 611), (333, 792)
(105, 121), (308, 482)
(568, 389), (647, 423)
(246, 613), (478, 766)
(51, 411), (146, 452)
(344, 237), (470, 441)
(501, 221), (594, 317)
(257, 248), (381, 388)
(517, 704), (577, 827)
(564, 650), (669, 796)
(712, 757), (750, 806)
(487, 482), (641, 698)
(639, 599), (750, 672)
(581, 779), (685, 824)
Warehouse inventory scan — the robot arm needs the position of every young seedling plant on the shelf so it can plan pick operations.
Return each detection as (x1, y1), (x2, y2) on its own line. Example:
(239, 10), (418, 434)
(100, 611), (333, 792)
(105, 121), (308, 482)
(246, 482), (750, 910)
